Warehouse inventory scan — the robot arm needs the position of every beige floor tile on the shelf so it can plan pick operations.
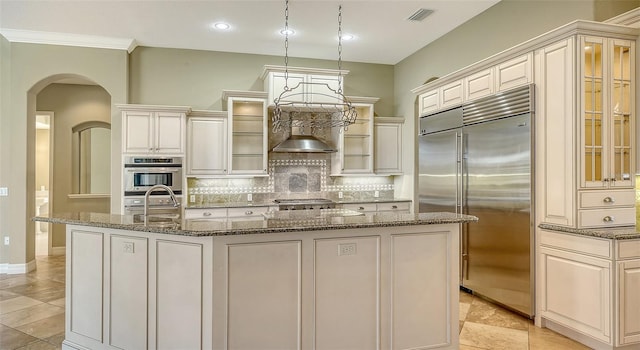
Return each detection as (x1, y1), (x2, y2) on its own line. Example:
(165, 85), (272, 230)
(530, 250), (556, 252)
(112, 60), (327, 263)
(0, 303), (64, 328)
(0, 290), (21, 302)
(0, 296), (43, 315)
(460, 345), (488, 350)
(0, 324), (39, 350)
(15, 313), (65, 340)
(460, 290), (474, 304)
(460, 321), (528, 350)
(528, 323), (591, 350)
(47, 298), (64, 308)
(460, 301), (471, 321)
(0, 276), (38, 290)
(465, 297), (531, 331)
(43, 332), (64, 349)
(15, 339), (58, 350)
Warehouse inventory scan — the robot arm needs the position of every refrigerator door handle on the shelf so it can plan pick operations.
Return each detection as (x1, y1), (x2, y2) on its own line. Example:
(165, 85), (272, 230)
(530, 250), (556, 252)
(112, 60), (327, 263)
(456, 132), (463, 214)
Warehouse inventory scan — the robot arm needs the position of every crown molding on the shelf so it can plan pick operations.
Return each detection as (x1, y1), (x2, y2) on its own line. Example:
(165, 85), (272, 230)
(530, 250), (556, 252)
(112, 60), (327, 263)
(605, 8), (640, 27)
(0, 28), (137, 52)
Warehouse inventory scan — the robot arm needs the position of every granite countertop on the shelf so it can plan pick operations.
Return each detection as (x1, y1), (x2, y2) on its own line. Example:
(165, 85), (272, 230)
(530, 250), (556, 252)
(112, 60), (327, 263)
(539, 223), (640, 240)
(34, 211), (477, 237)
(185, 198), (412, 209)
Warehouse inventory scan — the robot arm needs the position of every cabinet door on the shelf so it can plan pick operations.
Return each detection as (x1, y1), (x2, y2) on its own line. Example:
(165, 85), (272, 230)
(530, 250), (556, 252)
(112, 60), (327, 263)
(374, 122), (402, 174)
(155, 112), (184, 154)
(269, 72), (306, 104)
(228, 97), (268, 175)
(539, 246), (612, 343)
(123, 111), (154, 154)
(440, 80), (463, 109)
(496, 53), (532, 92)
(618, 259), (640, 345)
(581, 36), (635, 189)
(187, 117), (227, 175)
(419, 90), (439, 116)
(465, 68), (494, 101)
(308, 74), (343, 103)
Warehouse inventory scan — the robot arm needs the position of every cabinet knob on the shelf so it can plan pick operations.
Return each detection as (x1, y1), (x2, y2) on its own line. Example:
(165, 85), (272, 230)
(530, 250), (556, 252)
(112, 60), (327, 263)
(245, 210), (253, 215)
(392, 205), (398, 209)
(602, 215), (614, 222)
(603, 196), (614, 203)
(358, 207), (365, 211)
(203, 212), (212, 217)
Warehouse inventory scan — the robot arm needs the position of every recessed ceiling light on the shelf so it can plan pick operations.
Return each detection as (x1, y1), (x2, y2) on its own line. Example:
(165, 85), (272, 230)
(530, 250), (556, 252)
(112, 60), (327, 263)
(280, 28), (295, 36)
(341, 34), (355, 41)
(213, 22), (231, 30)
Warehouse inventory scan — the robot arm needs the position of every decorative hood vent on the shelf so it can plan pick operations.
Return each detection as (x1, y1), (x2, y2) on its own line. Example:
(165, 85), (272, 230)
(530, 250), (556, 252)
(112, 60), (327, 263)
(271, 128), (336, 153)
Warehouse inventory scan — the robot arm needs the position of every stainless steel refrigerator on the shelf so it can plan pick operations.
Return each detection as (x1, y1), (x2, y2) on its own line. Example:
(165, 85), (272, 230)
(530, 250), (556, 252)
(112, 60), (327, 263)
(418, 85), (534, 317)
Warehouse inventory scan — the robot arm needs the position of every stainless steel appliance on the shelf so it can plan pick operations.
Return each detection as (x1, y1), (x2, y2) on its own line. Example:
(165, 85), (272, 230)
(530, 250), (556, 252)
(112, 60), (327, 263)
(123, 156), (183, 196)
(418, 85), (534, 317)
(123, 195), (182, 216)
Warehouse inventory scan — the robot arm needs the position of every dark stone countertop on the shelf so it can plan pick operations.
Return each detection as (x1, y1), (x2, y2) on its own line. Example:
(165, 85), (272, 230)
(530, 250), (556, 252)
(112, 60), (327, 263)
(539, 223), (640, 240)
(34, 211), (476, 237)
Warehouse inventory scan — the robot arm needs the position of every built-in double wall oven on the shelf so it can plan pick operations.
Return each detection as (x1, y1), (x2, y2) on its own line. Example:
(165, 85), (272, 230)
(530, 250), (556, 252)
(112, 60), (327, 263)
(123, 156), (183, 215)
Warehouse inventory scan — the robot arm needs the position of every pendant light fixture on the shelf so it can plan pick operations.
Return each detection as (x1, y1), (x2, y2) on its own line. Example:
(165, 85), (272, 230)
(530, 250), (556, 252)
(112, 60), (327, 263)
(272, 0), (357, 134)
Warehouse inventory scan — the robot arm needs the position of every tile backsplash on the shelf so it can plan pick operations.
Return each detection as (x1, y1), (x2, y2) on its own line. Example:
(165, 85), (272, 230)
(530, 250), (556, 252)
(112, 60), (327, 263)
(187, 153), (394, 205)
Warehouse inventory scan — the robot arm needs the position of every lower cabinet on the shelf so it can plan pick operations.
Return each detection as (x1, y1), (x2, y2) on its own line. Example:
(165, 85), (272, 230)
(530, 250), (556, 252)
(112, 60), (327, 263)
(342, 201), (411, 214)
(537, 229), (640, 349)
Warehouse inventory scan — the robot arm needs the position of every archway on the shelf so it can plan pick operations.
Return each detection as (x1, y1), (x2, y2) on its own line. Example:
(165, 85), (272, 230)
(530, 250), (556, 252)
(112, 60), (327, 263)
(27, 74), (112, 258)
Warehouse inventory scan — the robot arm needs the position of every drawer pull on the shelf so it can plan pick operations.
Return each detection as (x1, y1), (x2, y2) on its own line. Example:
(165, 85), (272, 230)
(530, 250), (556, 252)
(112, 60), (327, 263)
(245, 210), (253, 215)
(392, 205), (398, 209)
(358, 207), (365, 210)
(602, 215), (614, 222)
(603, 196), (615, 203)
(203, 212), (212, 217)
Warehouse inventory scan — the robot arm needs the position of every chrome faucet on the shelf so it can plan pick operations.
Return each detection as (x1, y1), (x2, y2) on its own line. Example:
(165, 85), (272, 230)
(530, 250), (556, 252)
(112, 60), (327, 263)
(144, 184), (180, 216)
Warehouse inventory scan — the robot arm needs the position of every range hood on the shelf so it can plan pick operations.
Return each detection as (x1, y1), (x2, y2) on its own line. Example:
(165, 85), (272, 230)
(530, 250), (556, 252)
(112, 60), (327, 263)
(271, 134), (336, 153)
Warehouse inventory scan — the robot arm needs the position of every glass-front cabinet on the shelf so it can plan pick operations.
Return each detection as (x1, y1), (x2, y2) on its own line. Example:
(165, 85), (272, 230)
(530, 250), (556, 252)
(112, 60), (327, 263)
(580, 36), (634, 188)
(331, 97), (377, 175)
(224, 91), (268, 175)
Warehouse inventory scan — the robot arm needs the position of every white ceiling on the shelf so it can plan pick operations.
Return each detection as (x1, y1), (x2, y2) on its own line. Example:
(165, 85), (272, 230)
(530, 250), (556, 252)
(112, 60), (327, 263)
(0, 0), (500, 65)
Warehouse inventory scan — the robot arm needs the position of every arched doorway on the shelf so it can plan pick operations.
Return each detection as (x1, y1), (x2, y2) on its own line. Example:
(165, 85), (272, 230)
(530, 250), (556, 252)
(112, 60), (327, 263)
(28, 74), (112, 257)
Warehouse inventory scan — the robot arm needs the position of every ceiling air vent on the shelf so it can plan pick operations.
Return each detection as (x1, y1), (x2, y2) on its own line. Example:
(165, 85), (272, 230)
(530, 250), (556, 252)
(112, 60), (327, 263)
(407, 8), (434, 22)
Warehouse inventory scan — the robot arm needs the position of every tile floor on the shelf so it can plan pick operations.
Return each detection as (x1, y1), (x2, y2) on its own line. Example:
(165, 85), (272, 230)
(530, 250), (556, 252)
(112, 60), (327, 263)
(1, 255), (591, 350)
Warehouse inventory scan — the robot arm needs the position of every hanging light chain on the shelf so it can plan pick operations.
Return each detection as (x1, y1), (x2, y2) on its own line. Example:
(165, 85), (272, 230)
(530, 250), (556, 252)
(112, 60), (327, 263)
(337, 4), (343, 94)
(283, 0), (290, 90)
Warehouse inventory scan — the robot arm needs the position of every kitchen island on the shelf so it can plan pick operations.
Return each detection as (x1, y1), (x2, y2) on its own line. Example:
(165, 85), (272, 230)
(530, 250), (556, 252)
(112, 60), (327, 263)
(36, 211), (476, 350)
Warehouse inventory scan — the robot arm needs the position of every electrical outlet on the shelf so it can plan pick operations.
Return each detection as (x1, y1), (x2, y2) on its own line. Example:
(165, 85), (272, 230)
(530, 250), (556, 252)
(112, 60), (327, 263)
(123, 241), (134, 254)
(374, 190), (379, 198)
(247, 193), (253, 202)
(190, 194), (195, 203)
(338, 243), (356, 256)
(338, 191), (343, 199)
(0, 187), (7, 196)
(3, 236), (9, 245)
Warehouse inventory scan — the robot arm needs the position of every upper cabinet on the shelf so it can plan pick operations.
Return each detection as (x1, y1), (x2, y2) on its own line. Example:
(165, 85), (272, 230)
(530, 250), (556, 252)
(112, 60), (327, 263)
(374, 117), (404, 175)
(331, 97), (377, 175)
(223, 90), (269, 176)
(580, 36), (635, 189)
(417, 53), (532, 116)
(186, 110), (227, 176)
(119, 105), (190, 155)
(261, 65), (348, 106)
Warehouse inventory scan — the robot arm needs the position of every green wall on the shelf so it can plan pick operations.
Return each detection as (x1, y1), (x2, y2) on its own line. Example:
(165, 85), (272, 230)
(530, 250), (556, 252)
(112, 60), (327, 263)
(129, 47), (395, 116)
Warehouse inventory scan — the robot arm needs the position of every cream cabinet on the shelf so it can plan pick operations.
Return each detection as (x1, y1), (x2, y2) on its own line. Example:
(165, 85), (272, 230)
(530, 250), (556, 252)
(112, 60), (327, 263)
(223, 91), (269, 176)
(331, 97), (377, 175)
(580, 36), (635, 189)
(341, 201), (411, 214)
(535, 34), (636, 228)
(261, 65), (348, 106)
(538, 229), (640, 349)
(374, 117), (404, 175)
(119, 105), (190, 155)
(465, 68), (494, 101)
(496, 53), (533, 92)
(186, 110), (227, 176)
(184, 206), (271, 221)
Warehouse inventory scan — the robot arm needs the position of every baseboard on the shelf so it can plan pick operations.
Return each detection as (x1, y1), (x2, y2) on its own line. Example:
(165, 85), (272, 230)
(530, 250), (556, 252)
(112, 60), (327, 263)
(540, 317), (636, 350)
(0, 259), (37, 274)
(51, 246), (65, 256)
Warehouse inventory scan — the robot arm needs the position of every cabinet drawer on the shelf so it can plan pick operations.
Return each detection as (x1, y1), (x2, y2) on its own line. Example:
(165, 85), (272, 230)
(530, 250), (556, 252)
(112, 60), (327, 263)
(618, 240), (640, 259)
(540, 229), (612, 259)
(342, 203), (377, 212)
(578, 207), (636, 228)
(579, 190), (635, 209)
(377, 202), (410, 212)
(227, 206), (269, 217)
(184, 208), (227, 219)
